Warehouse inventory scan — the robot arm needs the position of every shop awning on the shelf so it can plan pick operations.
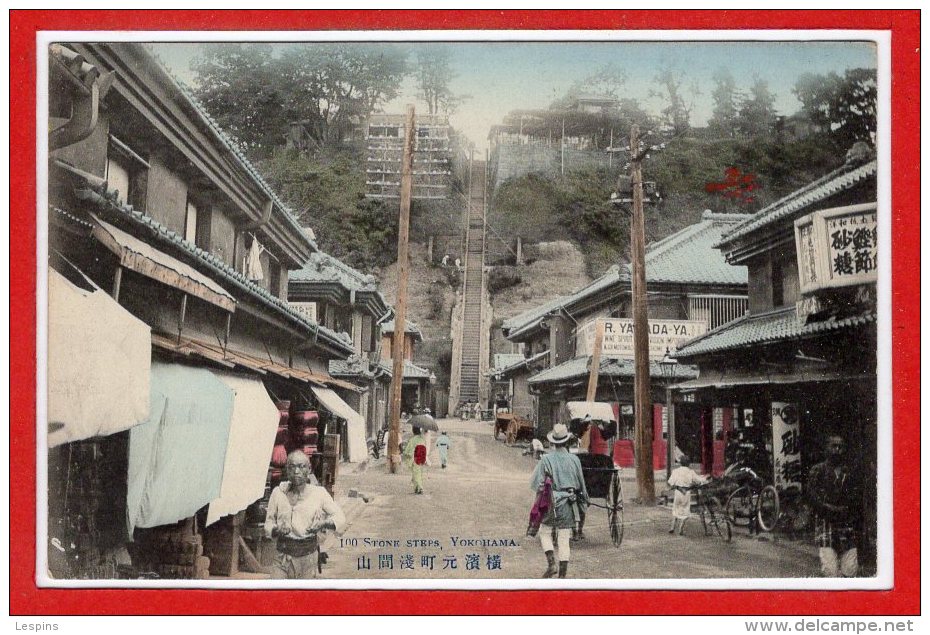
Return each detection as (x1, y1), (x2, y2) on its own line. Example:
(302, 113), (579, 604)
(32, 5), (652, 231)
(151, 332), (360, 393)
(91, 215), (236, 312)
(674, 366), (859, 391)
(48, 267), (152, 447)
(127, 361), (235, 537)
(311, 386), (367, 463)
(206, 372), (280, 527)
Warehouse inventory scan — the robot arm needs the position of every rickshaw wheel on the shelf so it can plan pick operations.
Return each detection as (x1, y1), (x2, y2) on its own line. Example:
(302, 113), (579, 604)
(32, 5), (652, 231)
(757, 485), (780, 532)
(726, 486), (752, 526)
(708, 497), (732, 542)
(608, 472), (624, 547)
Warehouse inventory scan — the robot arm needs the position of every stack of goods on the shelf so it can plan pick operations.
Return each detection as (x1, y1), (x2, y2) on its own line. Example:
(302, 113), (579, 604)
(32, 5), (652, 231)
(130, 519), (210, 579)
(290, 410), (319, 459)
(268, 400), (291, 486)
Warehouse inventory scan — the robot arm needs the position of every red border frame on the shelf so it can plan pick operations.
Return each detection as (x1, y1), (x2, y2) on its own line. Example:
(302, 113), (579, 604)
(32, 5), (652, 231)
(11, 10), (919, 615)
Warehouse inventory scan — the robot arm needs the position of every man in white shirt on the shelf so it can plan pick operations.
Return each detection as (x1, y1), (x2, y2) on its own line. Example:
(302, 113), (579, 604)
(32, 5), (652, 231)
(264, 451), (346, 579)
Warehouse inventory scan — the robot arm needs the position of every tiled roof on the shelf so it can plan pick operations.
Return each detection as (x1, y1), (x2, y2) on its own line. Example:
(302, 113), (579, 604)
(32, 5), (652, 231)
(290, 251), (380, 292)
(716, 159), (878, 249)
(674, 307), (876, 358)
(143, 45), (315, 250)
(381, 319), (424, 340)
(528, 355), (698, 385)
(402, 360), (434, 380)
(330, 357), (392, 380)
(641, 211), (749, 285)
(503, 211), (749, 340)
(67, 182), (354, 357)
(502, 266), (624, 339)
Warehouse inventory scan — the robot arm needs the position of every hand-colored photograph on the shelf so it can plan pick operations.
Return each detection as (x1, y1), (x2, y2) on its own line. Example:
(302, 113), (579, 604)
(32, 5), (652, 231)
(39, 31), (890, 590)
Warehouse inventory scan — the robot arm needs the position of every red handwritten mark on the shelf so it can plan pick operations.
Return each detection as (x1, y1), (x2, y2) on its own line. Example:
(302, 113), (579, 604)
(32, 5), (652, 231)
(705, 167), (759, 204)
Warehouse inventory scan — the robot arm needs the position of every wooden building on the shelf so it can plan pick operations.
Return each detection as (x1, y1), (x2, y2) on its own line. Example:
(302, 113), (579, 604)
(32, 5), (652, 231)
(502, 211), (750, 470)
(674, 147), (878, 565)
(380, 319), (436, 413)
(46, 42), (359, 580)
(288, 250), (393, 440)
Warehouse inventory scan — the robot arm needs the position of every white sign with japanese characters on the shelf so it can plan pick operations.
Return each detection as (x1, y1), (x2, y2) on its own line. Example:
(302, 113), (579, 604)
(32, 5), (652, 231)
(795, 203), (878, 294)
(771, 402), (802, 490)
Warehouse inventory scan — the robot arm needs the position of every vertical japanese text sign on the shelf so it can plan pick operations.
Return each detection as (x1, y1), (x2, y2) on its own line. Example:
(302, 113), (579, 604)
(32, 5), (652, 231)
(771, 402), (802, 490)
(794, 203), (878, 294)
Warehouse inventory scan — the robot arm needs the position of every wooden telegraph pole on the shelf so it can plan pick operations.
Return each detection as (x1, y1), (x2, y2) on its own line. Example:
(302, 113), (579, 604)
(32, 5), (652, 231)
(388, 104), (415, 474)
(629, 124), (655, 504)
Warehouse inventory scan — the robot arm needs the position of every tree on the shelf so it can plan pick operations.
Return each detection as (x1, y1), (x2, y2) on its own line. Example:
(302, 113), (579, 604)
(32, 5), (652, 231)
(651, 67), (696, 136)
(192, 43), (408, 157)
(708, 68), (740, 137)
(736, 77), (778, 137)
(793, 68), (877, 146)
(414, 45), (467, 116)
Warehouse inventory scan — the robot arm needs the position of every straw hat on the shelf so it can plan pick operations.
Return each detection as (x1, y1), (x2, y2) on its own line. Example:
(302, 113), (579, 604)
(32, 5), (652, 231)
(547, 423), (572, 445)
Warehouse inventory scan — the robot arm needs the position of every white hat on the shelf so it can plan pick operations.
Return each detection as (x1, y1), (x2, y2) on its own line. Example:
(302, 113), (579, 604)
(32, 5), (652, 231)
(547, 423), (572, 445)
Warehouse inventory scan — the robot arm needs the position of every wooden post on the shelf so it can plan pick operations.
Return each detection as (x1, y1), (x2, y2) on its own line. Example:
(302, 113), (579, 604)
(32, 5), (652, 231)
(516, 236), (523, 265)
(630, 124), (655, 504)
(586, 319), (605, 401)
(427, 235), (434, 264)
(666, 385), (676, 480)
(388, 105), (415, 474)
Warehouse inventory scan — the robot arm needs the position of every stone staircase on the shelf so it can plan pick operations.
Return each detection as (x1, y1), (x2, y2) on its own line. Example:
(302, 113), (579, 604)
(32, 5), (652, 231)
(451, 159), (488, 410)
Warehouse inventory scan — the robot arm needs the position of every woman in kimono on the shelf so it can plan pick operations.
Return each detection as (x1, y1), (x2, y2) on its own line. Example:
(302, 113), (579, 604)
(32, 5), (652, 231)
(530, 423), (588, 579)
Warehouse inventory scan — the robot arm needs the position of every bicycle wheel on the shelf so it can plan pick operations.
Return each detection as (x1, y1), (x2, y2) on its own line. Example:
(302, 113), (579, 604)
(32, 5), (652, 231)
(608, 472), (624, 547)
(757, 485), (780, 532)
(726, 486), (752, 527)
(707, 497), (732, 542)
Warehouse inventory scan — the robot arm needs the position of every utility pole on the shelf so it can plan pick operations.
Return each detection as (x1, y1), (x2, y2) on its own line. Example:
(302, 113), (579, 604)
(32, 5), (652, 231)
(388, 104), (415, 474)
(629, 124), (655, 503)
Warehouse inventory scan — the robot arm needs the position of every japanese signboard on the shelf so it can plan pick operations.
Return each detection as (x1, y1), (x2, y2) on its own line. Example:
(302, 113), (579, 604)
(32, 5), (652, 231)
(289, 301), (317, 322)
(795, 203), (878, 294)
(576, 317), (708, 359)
(771, 402), (802, 490)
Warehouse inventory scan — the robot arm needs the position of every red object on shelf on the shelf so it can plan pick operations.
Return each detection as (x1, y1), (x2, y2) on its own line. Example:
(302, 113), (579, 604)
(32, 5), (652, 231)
(297, 426), (317, 441)
(270, 444), (288, 467)
(274, 425), (290, 445)
(291, 410), (318, 426)
(300, 445), (316, 459)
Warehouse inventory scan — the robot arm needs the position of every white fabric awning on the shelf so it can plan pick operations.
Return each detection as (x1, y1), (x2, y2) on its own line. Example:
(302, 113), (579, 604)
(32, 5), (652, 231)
(91, 215), (236, 312)
(565, 401), (617, 423)
(311, 386), (367, 463)
(206, 372), (280, 526)
(47, 267), (152, 447)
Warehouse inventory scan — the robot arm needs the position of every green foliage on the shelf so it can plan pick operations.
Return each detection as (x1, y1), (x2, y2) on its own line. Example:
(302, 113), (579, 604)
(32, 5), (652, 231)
(192, 43), (408, 158)
(260, 148), (397, 271)
(794, 68), (877, 147)
(414, 45), (468, 116)
(491, 133), (846, 277)
(488, 266), (523, 295)
(736, 77), (778, 137)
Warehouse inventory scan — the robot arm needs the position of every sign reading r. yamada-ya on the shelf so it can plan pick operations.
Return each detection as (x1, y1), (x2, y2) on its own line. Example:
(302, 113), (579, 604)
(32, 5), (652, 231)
(576, 317), (708, 360)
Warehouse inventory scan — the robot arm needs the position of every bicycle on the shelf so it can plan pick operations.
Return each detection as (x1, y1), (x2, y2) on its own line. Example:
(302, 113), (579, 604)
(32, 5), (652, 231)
(723, 465), (780, 533)
(690, 483), (732, 542)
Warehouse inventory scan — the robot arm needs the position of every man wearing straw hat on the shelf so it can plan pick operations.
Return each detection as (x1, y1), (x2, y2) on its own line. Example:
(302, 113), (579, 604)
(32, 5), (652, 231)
(530, 423), (588, 578)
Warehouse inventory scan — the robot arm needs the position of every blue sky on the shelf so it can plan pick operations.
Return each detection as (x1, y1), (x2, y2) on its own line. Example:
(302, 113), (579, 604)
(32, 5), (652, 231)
(152, 40), (876, 147)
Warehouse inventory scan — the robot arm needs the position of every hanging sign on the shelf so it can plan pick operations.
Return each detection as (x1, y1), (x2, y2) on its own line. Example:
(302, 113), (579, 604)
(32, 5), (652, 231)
(771, 402), (802, 490)
(290, 301), (317, 322)
(795, 203), (878, 294)
(576, 317), (708, 359)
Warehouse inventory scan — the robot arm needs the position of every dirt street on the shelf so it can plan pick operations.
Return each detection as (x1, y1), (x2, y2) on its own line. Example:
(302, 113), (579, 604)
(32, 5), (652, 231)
(324, 418), (821, 581)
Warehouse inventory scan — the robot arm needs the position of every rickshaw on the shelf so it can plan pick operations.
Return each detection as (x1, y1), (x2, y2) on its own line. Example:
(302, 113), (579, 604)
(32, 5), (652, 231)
(494, 411), (535, 443)
(563, 401), (624, 547)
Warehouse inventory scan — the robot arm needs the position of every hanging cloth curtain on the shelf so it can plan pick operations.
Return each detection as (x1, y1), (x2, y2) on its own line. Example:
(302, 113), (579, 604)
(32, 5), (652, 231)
(126, 361), (234, 537)
(47, 267), (151, 447)
(244, 236), (264, 282)
(206, 372), (280, 526)
(310, 386), (368, 463)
